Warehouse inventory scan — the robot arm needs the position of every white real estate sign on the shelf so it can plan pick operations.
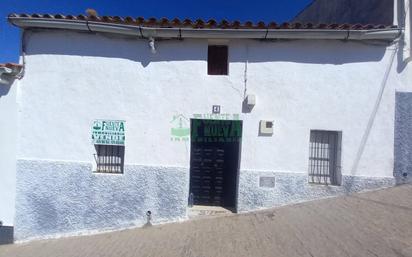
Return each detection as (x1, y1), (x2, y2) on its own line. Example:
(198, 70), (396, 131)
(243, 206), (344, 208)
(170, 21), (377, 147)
(92, 120), (125, 145)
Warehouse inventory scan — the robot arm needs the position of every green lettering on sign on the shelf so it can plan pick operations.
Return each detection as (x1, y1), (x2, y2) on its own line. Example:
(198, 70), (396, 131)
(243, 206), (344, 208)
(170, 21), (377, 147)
(92, 120), (125, 145)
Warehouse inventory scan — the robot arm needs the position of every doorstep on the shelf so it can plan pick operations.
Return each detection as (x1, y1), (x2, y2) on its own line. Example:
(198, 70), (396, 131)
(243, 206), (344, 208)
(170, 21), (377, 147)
(188, 205), (235, 220)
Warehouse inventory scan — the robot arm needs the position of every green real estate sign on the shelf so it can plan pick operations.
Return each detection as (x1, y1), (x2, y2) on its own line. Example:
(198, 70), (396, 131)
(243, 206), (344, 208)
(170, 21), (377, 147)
(92, 120), (125, 145)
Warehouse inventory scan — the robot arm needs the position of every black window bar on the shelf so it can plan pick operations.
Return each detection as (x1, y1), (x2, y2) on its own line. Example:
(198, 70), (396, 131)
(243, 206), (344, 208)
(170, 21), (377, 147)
(94, 145), (125, 174)
(309, 130), (341, 185)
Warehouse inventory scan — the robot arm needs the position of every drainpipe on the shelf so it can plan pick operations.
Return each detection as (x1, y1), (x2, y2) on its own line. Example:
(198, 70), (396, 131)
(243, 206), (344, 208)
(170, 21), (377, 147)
(408, 0), (412, 59)
(400, 0), (412, 61)
(394, 0), (399, 26)
(393, 0), (411, 61)
(148, 37), (156, 54)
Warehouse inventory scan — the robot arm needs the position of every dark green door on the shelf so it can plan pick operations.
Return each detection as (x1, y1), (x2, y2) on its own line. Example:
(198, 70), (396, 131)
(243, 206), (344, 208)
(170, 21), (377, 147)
(189, 119), (242, 207)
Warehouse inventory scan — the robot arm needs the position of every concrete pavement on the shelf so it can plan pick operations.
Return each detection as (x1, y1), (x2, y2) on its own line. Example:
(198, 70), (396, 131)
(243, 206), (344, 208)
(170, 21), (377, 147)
(1, 184), (411, 257)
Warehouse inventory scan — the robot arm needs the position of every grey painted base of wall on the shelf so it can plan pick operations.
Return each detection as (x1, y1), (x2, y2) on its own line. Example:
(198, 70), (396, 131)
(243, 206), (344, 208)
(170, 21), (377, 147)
(15, 159), (189, 242)
(0, 226), (14, 245)
(15, 159), (397, 242)
(395, 92), (412, 184)
(237, 170), (396, 212)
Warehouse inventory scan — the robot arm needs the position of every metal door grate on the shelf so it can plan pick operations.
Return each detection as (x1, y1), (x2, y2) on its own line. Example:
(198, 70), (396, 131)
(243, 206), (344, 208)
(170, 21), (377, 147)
(94, 145), (125, 173)
(309, 130), (341, 185)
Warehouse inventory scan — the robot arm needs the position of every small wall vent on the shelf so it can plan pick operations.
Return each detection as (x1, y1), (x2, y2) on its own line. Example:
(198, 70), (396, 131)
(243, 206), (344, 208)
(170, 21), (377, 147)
(259, 176), (276, 188)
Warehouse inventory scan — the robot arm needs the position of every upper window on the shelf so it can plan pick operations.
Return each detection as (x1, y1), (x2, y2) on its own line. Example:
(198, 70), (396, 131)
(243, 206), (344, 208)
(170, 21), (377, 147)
(208, 45), (228, 75)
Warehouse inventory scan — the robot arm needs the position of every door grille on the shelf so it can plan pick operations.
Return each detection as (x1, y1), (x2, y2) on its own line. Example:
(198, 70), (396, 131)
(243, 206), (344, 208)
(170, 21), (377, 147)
(309, 130), (341, 185)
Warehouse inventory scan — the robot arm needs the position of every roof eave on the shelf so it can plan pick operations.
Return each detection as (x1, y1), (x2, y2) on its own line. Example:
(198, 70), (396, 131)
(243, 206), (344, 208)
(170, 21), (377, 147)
(8, 17), (402, 41)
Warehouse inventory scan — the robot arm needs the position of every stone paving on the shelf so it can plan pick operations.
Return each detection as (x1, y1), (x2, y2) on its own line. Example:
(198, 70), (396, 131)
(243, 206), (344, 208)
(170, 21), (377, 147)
(1, 184), (411, 257)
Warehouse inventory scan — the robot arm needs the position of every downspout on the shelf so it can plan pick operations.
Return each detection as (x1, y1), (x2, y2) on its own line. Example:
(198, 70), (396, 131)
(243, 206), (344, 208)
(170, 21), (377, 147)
(397, 0), (411, 62)
(409, 0), (412, 59)
(394, 0), (399, 26)
(17, 30), (27, 79)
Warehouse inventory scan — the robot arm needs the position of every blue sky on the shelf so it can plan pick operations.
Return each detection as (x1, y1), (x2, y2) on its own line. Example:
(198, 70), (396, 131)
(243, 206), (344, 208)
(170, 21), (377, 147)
(0, 0), (312, 63)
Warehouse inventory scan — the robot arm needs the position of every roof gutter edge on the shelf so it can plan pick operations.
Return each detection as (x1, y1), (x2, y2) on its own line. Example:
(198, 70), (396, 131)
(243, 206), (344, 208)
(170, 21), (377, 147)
(8, 17), (402, 41)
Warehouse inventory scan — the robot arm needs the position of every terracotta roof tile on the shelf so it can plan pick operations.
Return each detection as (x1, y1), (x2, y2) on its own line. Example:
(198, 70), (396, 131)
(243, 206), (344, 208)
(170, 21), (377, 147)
(7, 13), (396, 30)
(0, 63), (22, 68)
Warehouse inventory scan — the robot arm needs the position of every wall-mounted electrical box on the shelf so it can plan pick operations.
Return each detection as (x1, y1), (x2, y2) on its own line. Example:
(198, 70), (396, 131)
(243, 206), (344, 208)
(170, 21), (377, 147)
(245, 94), (256, 106)
(260, 120), (274, 135)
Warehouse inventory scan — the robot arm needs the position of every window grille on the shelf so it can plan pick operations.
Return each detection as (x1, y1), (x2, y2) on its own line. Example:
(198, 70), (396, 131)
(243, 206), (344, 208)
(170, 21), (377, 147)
(94, 145), (124, 174)
(208, 45), (228, 75)
(308, 130), (341, 185)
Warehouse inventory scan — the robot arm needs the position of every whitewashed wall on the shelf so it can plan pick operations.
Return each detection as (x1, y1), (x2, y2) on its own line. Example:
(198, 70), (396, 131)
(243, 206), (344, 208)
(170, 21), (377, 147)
(0, 78), (18, 227)
(13, 29), (412, 240)
(18, 30), (406, 176)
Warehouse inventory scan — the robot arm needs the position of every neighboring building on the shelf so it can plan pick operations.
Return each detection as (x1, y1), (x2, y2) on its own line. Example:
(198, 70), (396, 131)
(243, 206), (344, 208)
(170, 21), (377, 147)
(0, 63), (22, 244)
(1, 0), (412, 242)
(293, 0), (394, 25)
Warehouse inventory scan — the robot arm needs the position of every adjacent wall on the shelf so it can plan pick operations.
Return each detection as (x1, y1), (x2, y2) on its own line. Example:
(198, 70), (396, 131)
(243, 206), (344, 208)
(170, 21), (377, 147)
(0, 78), (18, 243)
(0, 79), (18, 226)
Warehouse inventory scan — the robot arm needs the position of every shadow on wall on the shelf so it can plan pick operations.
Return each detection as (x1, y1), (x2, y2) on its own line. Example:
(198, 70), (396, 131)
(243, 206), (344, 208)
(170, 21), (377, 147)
(0, 226), (14, 245)
(24, 29), (388, 67)
(394, 92), (412, 184)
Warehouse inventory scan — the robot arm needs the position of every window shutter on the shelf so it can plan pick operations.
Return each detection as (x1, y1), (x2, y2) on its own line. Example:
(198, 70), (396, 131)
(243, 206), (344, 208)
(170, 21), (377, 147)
(208, 45), (228, 75)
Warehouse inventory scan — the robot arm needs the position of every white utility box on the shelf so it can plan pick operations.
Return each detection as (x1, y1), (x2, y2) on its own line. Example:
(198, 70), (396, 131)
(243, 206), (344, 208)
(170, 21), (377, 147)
(260, 120), (274, 135)
(245, 94), (256, 106)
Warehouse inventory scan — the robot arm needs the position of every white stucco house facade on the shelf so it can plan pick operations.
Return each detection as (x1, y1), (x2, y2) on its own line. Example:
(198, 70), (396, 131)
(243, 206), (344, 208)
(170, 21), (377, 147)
(1, 0), (412, 243)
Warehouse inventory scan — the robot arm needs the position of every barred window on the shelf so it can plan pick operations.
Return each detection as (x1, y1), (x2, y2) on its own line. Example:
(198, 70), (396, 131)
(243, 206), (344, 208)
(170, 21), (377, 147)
(94, 145), (124, 174)
(308, 130), (342, 185)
